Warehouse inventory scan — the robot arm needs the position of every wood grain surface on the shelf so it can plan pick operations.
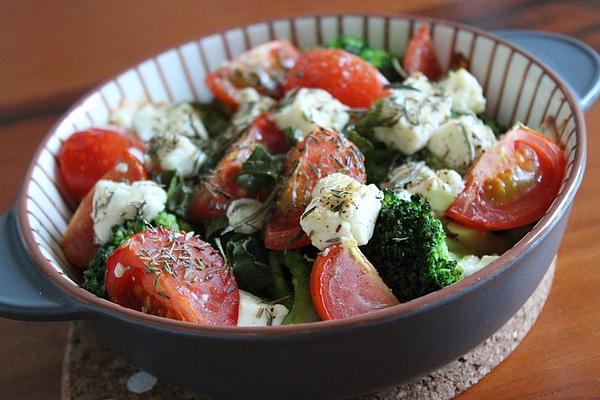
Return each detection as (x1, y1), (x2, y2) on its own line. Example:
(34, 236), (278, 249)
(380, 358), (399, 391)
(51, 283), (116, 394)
(0, 1), (599, 399)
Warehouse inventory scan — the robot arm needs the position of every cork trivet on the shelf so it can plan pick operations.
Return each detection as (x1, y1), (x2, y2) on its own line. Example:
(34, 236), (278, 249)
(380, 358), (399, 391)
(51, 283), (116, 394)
(62, 260), (555, 400)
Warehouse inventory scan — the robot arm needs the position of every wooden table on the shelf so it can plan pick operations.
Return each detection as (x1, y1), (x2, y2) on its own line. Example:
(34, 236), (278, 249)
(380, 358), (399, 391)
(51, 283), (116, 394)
(1, 1), (598, 398)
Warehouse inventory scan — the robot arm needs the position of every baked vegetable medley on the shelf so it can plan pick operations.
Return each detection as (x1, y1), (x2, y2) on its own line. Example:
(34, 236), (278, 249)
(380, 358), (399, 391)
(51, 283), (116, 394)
(59, 26), (566, 326)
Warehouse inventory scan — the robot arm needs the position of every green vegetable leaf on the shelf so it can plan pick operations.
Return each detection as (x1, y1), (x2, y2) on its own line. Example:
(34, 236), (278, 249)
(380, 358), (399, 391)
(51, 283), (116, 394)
(349, 99), (399, 139)
(204, 216), (229, 239)
(226, 235), (273, 293)
(159, 172), (193, 219)
(235, 145), (283, 193)
(418, 148), (449, 171)
(268, 250), (319, 324)
(345, 129), (402, 185)
(191, 100), (232, 138)
(345, 130), (375, 154)
(267, 252), (293, 309)
(328, 37), (403, 81)
(283, 127), (304, 147)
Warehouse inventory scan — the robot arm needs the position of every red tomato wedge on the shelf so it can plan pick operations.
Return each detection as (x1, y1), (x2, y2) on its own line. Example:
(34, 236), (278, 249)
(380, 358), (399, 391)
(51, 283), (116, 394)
(264, 127), (366, 250)
(187, 114), (288, 223)
(311, 244), (399, 320)
(58, 127), (144, 202)
(446, 126), (566, 230)
(205, 40), (301, 108)
(105, 228), (239, 325)
(403, 25), (443, 81)
(284, 48), (389, 109)
(62, 152), (147, 269)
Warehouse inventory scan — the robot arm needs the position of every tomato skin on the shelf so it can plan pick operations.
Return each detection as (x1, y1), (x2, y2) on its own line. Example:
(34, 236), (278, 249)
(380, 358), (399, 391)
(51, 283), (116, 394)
(284, 49), (389, 109)
(264, 127), (366, 250)
(187, 114), (289, 223)
(62, 152), (147, 269)
(311, 244), (399, 320)
(105, 228), (239, 325)
(403, 25), (443, 81)
(205, 41), (301, 108)
(58, 127), (143, 202)
(446, 126), (566, 230)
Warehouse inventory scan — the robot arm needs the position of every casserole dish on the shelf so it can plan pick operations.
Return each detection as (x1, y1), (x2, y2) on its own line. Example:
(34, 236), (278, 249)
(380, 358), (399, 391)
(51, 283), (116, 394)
(0, 14), (594, 399)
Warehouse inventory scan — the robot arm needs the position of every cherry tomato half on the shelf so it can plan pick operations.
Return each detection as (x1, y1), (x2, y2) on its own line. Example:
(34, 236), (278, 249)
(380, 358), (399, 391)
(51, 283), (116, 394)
(105, 228), (239, 325)
(205, 40), (301, 108)
(187, 114), (288, 223)
(403, 25), (443, 81)
(446, 126), (566, 230)
(62, 152), (147, 269)
(264, 127), (366, 250)
(284, 48), (389, 109)
(58, 127), (143, 202)
(310, 244), (399, 320)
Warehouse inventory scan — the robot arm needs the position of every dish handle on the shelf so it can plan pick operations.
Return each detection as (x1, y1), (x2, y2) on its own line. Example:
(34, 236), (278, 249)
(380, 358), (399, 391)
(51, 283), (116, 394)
(0, 209), (84, 320)
(495, 30), (600, 111)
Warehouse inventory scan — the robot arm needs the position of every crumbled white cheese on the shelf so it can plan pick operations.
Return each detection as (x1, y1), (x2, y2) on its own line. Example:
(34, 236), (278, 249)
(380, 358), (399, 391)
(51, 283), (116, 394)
(146, 133), (206, 178)
(271, 88), (350, 136)
(237, 290), (289, 326)
(300, 173), (383, 250)
(131, 103), (209, 142)
(439, 68), (486, 114)
(92, 180), (167, 244)
(110, 102), (140, 128)
(373, 73), (452, 155)
(225, 198), (268, 235)
(385, 162), (464, 213)
(232, 88), (276, 129)
(457, 254), (499, 277)
(427, 114), (496, 173)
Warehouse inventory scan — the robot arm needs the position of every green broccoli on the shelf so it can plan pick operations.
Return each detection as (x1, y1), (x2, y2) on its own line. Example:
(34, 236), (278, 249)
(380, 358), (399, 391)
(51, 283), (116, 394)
(82, 212), (180, 298)
(82, 244), (114, 298)
(362, 190), (463, 302)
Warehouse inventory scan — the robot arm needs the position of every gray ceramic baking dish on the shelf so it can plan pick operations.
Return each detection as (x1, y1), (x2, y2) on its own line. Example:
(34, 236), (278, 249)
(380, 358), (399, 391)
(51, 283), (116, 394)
(0, 14), (597, 400)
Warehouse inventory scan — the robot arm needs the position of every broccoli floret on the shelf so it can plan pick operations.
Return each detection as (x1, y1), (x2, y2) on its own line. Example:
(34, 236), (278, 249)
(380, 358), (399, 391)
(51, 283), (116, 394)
(153, 211), (179, 231)
(362, 190), (463, 302)
(82, 244), (114, 298)
(82, 212), (180, 298)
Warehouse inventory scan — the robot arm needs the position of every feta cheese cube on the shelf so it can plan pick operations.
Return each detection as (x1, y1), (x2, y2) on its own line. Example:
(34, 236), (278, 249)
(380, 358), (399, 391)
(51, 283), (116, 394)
(300, 173), (383, 250)
(237, 290), (289, 326)
(131, 103), (209, 142)
(457, 254), (499, 277)
(373, 74), (452, 155)
(92, 180), (167, 244)
(427, 114), (497, 173)
(271, 88), (350, 136)
(110, 102), (140, 128)
(439, 68), (486, 114)
(146, 133), (206, 178)
(232, 88), (276, 129)
(385, 162), (464, 213)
